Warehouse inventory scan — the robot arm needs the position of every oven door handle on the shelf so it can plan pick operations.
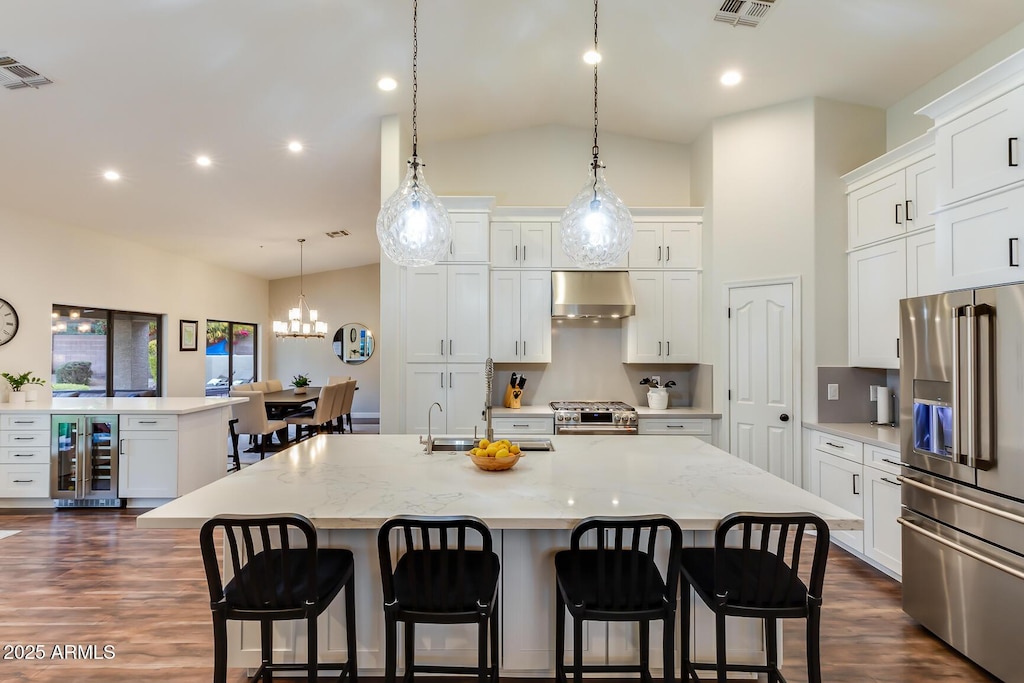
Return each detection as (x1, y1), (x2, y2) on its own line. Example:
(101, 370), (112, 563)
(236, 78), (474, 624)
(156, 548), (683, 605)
(899, 476), (1024, 526)
(898, 517), (1024, 581)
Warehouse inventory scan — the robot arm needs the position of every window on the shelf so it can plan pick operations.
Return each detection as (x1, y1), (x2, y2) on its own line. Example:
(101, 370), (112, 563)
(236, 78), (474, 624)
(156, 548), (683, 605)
(205, 321), (257, 396)
(52, 306), (162, 397)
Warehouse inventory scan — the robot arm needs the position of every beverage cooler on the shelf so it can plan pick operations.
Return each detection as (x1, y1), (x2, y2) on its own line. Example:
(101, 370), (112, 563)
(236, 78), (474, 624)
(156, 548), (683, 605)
(50, 415), (120, 503)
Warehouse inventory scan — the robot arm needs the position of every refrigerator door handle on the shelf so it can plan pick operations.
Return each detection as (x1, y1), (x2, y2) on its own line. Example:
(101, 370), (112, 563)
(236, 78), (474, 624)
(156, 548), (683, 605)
(964, 304), (977, 468)
(951, 305), (963, 464)
(898, 517), (1024, 582)
(900, 476), (1024, 526)
(972, 303), (995, 469)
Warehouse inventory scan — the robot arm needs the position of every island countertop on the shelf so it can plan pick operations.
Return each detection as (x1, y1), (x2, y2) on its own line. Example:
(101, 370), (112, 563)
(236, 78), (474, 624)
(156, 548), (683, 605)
(138, 434), (861, 531)
(0, 396), (245, 415)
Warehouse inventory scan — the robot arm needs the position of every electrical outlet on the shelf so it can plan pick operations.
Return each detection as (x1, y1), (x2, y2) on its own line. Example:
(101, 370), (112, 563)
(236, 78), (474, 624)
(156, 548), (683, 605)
(827, 384), (839, 401)
(651, 375), (661, 387)
(869, 385), (878, 401)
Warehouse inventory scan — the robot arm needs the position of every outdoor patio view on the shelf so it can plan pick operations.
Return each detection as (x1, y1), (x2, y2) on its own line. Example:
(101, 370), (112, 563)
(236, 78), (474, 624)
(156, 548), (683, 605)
(204, 321), (256, 396)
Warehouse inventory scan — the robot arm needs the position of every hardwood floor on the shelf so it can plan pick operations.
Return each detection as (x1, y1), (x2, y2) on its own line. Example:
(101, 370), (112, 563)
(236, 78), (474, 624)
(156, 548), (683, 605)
(0, 509), (997, 682)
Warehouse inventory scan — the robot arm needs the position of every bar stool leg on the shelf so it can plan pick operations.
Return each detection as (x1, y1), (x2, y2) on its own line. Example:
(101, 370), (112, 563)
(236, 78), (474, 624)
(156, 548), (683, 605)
(490, 601), (500, 682)
(384, 613), (397, 683)
(715, 612), (727, 683)
(765, 616), (779, 683)
(261, 617), (274, 683)
(307, 613), (318, 683)
(345, 575), (359, 681)
(212, 611), (227, 683)
(555, 591), (566, 683)
(680, 587), (693, 681)
(573, 616), (583, 683)
(477, 613), (488, 683)
(663, 610), (676, 683)
(807, 604), (823, 683)
(403, 622), (415, 683)
(639, 619), (650, 678)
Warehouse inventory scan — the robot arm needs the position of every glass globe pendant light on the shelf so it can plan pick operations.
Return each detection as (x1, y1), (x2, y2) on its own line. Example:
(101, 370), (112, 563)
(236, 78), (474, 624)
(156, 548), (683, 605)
(560, 0), (634, 269)
(376, 0), (452, 268)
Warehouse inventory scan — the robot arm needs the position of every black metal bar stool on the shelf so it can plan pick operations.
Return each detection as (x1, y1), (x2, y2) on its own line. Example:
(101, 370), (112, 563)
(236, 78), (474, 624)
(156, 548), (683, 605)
(554, 514), (683, 682)
(199, 513), (358, 683)
(679, 512), (830, 683)
(377, 515), (500, 682)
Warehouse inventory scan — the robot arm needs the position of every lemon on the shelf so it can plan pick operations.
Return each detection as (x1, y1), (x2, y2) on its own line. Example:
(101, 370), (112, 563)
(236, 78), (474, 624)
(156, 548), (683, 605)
(496, 448), (510, 458)
(510, 444), (521, 455)
(486, 444), (499, 457)
(478, 439), (490, 449)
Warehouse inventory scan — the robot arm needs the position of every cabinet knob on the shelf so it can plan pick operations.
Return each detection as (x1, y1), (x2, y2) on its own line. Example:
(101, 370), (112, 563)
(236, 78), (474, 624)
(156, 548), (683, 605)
(779, 413), (790, 422)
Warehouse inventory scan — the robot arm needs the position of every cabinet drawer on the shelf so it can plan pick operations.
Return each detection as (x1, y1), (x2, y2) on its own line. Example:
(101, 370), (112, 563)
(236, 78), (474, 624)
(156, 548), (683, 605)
(492, 417), (554, 435)
(0, 446), (49, 464)
(638, 418), (711, 436)
(0, 431), (49, 448)
(0, 464), (50, 498)
(121, 415), (177, 431)
(811, 431), (863, 463)
(1, 414), (49, 430)
(866, 445), (901, 476)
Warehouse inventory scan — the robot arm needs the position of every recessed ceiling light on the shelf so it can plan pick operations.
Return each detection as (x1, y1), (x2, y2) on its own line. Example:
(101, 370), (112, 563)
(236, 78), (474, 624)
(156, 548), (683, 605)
(102, 170), (121, 181)
(288, 141), (303, 153)
(720, 70), (742, 86)
(377, 77), (397, 91)
(583, 50), (602, 65)
(195, 155), (212, 167)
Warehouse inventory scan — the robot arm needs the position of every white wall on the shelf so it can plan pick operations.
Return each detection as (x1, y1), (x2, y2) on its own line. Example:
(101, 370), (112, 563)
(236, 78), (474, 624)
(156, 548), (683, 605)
(428, 124), (691, 206)
(886, 21), (1024, 149)
(0, 205), (268, 400)
(269, 263), (381, 416)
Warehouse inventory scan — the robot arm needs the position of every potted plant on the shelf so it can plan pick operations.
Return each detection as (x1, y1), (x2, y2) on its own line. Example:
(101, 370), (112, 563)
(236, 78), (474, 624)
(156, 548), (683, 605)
(639, 377), (676, 410)
(2, 371), (46, 405)
(291, 373), (311, 395)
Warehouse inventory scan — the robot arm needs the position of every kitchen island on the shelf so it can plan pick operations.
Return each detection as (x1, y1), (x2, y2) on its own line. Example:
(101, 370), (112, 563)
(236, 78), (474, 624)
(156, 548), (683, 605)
(139, 434), (860, 675)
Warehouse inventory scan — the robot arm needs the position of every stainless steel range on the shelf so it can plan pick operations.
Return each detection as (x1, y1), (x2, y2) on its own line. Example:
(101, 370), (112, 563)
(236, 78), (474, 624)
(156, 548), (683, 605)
(550, 401), (637, 435)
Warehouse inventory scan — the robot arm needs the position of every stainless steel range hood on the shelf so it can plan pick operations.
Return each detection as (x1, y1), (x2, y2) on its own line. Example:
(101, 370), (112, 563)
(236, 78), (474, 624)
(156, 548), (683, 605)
(551, 271), (635, 319)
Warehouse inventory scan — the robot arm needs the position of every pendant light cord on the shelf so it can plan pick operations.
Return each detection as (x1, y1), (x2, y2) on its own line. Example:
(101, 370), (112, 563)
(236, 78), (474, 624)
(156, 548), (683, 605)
(591, 0), (600, 167)
(411, 0), (419, 160)
(298, 238), (305, 298)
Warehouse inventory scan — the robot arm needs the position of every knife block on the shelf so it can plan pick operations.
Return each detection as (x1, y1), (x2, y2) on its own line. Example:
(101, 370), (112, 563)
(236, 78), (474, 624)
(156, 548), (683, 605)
(509, 389), (522, 409)
(503, 381), (515, 408)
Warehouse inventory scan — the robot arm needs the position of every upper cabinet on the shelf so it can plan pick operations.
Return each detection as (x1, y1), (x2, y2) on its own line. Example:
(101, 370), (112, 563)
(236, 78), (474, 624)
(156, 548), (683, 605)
(405, 265), (489, 364)
(622, 271), (700, 364)
(918, 50), (1024, 290)
(491, 222), (551, 268)
(489, 270), (552, 363)
(627, 221), (702, 269)
(440, 197), (494, 264)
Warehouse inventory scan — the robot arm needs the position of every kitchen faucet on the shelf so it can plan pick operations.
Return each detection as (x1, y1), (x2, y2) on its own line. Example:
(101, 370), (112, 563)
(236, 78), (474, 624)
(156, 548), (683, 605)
(420, 402), (443, 453)
(482, 358), (494, 442)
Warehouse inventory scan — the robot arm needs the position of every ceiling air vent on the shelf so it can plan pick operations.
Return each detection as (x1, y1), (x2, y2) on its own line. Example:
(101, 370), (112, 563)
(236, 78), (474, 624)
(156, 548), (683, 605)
(714, 0), (777, 28)
(325, 230), (350, 238)
(0, 54), (53, 90)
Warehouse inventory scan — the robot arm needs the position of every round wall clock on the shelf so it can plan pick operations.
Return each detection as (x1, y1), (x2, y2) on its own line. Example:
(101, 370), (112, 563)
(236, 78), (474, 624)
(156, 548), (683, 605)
(0, 298), (18, 346)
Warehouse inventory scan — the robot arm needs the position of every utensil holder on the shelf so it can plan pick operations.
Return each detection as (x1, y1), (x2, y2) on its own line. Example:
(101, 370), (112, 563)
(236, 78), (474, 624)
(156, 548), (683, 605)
(647, 388), (669, 410)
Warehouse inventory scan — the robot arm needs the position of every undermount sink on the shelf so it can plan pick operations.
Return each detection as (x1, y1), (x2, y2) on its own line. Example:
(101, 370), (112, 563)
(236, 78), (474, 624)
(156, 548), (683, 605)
(429, 438), (555, 452)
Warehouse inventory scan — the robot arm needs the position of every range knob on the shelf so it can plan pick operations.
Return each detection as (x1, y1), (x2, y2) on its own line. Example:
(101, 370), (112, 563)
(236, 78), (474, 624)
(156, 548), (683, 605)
(571, 414), (579, 422)
(557, 414), (564, 422)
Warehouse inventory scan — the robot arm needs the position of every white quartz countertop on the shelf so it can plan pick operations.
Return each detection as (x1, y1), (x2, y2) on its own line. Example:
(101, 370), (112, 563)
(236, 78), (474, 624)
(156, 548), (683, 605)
(138, 434), (860, 532)
(803, 422), (900, 450)
(0, 396), (245, 415)
(492, 406), (721, 419)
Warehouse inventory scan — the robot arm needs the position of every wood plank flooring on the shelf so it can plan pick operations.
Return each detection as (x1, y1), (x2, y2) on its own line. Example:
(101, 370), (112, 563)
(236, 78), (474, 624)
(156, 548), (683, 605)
(0, 509), (998, 682)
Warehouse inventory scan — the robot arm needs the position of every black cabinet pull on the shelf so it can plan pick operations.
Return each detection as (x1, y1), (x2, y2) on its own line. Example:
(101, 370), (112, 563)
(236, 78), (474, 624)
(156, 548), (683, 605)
(1010, 137), (1019, 167)
(515, 340), (518, 356)
(853, 473), (860, 495)
(1010, 237), (1020, 267)
(523, 341), (526, 356)
(666, 245), (671, 262)
(666, 340), (670, 355)
(440, 372), (443, 389)
(440, 339), (444, 356)
(897, 337), (900, 358)
(905, 200), (913, 222)
(895, 203), (903, 225)
(449, 339), (453, 356)
(12, 479), (34, 484)
(515, 244), (519, 262)
(523, 245), (527, 262)
(658, 246), (662, 262)
(658, 341), (662, 356)
(13, 453), (33, 457)
(825, 441), (844, 449)
(881, 477), (902, 487)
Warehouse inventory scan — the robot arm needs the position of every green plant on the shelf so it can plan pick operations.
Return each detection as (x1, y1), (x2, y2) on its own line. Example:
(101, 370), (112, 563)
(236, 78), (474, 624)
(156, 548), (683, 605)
(291, 373), (311, 388)
(2, 371), (46, 392)
(56, 361), (93, 385)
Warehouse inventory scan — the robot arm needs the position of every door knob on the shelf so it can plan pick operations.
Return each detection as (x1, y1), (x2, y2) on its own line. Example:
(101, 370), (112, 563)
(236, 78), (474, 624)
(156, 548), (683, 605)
(779, 414), (790, 422)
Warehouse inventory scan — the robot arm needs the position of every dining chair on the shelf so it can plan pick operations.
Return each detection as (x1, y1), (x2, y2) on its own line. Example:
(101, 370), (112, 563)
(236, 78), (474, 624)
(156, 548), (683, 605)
(200, 513), (358, 683)
(228, 390), (288, 462)
(338, 379), (357, 433)
(250, 381), (268, 393)
(286, 384), (337, 440)
(234, 383), (252, 392)
(679, 512), (831, 683)
(328, 375), (350, 385)
(265, 378), (283, 392)
(555, 515), (682, 683)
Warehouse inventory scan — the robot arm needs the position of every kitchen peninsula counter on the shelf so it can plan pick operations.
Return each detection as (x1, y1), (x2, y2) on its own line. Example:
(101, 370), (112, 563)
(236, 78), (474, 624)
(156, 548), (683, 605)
(138, 434), (858, 674)
(0, 396), (245, 414)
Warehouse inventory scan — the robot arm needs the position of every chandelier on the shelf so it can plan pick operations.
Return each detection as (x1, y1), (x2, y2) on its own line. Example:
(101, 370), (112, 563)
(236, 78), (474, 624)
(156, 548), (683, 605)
(273, 239), (328, 339)
(560, 0), (634, 269)
(375, 0), (452, 268)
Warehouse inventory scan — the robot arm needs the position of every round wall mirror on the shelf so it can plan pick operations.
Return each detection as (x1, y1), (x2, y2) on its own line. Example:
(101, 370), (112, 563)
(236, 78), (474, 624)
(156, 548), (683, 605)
(333, 323), (375, 364)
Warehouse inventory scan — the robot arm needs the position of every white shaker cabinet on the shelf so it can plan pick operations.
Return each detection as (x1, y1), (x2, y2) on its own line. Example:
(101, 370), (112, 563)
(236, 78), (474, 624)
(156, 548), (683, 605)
(119, 428), (178, 498)
(906, 229), (938, 298)
(405, 266), (489, 364)
(863, 464), (903, 576)
(444, 212), (490, 263)
(847, 155), (935, 249)
(848, 240), (906, 369)
(627, 222), (701, 269)
(404, 364), (485, 436)
(491, 222), (551, 268)
(809, 447), (864, 554)
(934, 185), (1024, 291)
(490, 271), (551, 363)
(623, 271), (701, 364)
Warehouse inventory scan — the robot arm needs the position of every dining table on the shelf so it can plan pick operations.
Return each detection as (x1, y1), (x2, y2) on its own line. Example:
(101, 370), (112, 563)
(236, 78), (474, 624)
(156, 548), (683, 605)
(261, 387), (321, 416)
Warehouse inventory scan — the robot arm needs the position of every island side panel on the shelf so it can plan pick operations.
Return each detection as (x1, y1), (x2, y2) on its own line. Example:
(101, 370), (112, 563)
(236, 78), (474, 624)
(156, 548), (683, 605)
(176, 407), (230, 496)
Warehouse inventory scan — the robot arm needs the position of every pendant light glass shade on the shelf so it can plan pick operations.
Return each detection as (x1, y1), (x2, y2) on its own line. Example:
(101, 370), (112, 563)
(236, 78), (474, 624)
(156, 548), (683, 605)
(560, 162), (634, 269)
(376, 157), (452, 267)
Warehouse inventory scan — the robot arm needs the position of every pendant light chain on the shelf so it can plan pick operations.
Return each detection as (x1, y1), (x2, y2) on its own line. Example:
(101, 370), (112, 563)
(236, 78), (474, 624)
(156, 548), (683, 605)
(411, 0), (419, 159)
(298, 238), (305, 296)
(591, 0), (600, 167)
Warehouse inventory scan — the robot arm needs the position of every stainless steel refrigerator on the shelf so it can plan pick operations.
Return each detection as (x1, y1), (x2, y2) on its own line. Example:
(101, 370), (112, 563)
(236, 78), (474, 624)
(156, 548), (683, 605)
(50, 415), (119, 504)
(899, 285), (1024, 683)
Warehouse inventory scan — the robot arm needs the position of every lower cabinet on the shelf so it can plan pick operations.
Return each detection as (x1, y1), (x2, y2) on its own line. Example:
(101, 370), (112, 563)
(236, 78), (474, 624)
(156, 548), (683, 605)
(405, 364), (486, 435)
(119, 429), (179, 498)
(638, 418), (713, 443)
(491, 416), (553, 436)
(807, 430), (902, 578)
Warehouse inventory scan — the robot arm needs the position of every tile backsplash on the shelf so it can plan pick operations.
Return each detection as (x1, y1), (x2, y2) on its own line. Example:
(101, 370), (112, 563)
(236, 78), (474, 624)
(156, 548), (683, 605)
(817, 366), (900, 424)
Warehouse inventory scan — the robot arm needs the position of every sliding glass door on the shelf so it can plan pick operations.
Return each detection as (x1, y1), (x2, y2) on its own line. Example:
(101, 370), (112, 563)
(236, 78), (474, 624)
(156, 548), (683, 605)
(205, 321), (257, 396)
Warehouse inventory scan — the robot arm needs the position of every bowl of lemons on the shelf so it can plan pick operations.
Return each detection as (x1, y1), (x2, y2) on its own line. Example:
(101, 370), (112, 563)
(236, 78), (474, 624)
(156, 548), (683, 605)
(467, 438), (522, 471)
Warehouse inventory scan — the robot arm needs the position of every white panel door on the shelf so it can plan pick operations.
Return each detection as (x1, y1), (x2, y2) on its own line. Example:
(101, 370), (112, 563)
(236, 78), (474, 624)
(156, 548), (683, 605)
(907, 230), (938, 297)
(520, 270), (552, 363)
(905, 157), (937, 232)
(520, 222), (552, 268)
(490, 271), (520, 362)
(490, 222), (520, 268)
(848, 171), (907, 248)
(628, 224), (663, 268)
(864, 467), (903, 576)
(662, 222), (701, 269)
(446, 365), (486, 435)
(447, 266), (489, 363)
(446, 213), (489, 263)
(118, 430), (178, 498)
(404, 364), (446, 434)
(848, 240), (906, 369)
(625, 272), (664, 362)
(729, 283), (794, 481)
(405, 267), (447, 363)
(663, 271), (700, 362)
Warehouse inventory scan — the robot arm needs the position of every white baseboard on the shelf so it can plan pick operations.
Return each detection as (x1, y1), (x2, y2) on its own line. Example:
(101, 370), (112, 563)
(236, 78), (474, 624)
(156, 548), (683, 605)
(351, 412), (380, 420)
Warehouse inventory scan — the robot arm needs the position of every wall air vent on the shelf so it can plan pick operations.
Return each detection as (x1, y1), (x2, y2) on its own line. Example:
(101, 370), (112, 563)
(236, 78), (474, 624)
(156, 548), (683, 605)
(325, 230), (350, 238)
(714, 0), (777, 28)
(0, 54), (53, 90)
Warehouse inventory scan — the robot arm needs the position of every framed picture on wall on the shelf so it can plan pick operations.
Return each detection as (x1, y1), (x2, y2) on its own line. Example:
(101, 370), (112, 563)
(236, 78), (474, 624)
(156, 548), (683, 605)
(180, 320), (198, 352)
